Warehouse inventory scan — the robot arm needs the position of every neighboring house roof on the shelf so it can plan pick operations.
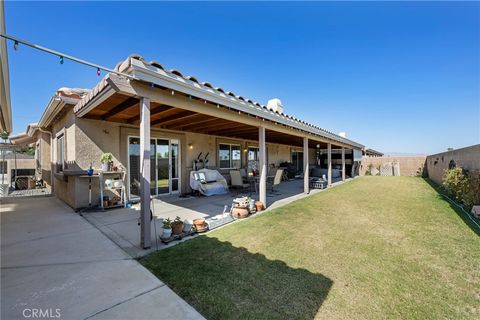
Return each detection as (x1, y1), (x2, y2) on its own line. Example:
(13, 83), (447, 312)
(0, 1), (12, 133)
(74, 54), (364, 149)
(8, 132), (36, 146)
(38, 87), (90, 128)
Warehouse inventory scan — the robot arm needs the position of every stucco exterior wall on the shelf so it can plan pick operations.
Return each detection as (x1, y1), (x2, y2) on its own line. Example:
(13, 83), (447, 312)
(34, 131), (52, 187)
(48, 114), (329, 210)
(51, 107), (77, 208)
(426, 144), (480, 185)
(360, 156), (427, 177)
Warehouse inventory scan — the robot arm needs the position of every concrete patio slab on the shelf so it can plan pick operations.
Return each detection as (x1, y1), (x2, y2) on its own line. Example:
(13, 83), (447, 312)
(82, 178), (348, 258)
(1, 196), (204, 320)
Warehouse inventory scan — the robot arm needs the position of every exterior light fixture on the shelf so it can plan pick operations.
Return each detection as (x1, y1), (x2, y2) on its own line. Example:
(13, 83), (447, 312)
(188, 143), (193, 150)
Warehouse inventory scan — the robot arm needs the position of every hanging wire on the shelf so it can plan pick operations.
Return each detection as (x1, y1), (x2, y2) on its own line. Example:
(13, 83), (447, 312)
(1, 33), (137, 80)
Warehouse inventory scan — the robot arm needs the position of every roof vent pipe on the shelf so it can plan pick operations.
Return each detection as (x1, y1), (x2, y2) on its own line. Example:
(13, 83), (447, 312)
(266, 98), (284, 114)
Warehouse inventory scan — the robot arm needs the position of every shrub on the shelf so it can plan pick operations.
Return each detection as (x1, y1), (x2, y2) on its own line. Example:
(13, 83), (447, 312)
(468, 170), (480, 208)
(442, 167), (479, 210)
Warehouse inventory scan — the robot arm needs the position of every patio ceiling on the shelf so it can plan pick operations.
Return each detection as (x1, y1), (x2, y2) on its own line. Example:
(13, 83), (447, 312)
(81, 90), (335, 149)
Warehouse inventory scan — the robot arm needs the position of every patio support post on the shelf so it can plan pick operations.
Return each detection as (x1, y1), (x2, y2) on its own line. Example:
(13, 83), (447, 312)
(303, 137), (309, 194)
(259, 126), (267, 208)
(140, 97), (151, 249)
(341, 147), (346, 181)
(327, 142), (332, 187)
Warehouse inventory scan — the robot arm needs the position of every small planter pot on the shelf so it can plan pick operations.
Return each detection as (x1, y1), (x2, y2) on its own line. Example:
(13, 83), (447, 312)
(183, 220), (193, 232)
(162, 227), (172, 239)
(255, 201), (264, 212)
(171, 222), (184, 235)
(193, 218), (207, 233)
(232, 206), (249, 219)
(101, 162), (110, 172)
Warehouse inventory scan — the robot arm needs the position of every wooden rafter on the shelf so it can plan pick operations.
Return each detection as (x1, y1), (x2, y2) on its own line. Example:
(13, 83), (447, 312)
(151, 110), (195, 126)
(126, 105), (173, 124)
(192, 121), (246, 133)
(101, 97), (138, 120)
(171, 117), (218, 130)
(164, 114), (212, 129)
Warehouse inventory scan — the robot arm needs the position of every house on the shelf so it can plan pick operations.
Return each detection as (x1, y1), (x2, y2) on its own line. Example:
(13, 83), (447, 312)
(0, 152), (35, 189)
(13, 54), (364, 248)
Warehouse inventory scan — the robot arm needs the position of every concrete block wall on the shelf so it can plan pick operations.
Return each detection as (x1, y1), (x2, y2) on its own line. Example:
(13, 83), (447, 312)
(360, 156), (427, 177)
(426, 144), (480, 185)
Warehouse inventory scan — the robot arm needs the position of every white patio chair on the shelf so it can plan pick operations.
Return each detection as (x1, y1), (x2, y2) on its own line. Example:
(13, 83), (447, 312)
(230, 170), (250, 191)
(268, 169), (284, 194)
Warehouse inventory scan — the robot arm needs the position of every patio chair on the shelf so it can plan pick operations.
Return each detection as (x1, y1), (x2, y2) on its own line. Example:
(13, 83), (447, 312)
(267, 169), (284, 195)
(239, 168), (248, 182)
(230, 170), (250, 192)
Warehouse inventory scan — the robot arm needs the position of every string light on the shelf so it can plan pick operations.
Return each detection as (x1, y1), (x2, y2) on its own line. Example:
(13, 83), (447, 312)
(217, 104), (220, 108)
(150, 82), (155, 89)
(171, 90), (175, 95)
(13, 40), (18, 50)
(59, 56), (64, 64)
(96, 68), (101, 76)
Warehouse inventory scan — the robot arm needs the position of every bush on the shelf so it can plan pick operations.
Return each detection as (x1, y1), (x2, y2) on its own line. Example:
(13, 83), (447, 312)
(442, 167), (479, 210)
(468, 170), (480, 208)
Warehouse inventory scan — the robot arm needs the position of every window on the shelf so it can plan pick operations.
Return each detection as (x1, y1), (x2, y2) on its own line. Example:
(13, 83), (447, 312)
(248, 147), (259, 161)
(57, 134), (65, 172)
(218, 143), (241, 169)
(0, 161), (6, 174)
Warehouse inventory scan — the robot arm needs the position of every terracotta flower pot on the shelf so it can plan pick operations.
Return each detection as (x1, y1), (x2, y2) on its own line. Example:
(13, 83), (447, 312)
(171, 222), (184, 235)
(193, 218), (207, 233)
(232, 207), (249, 219)
(255, 201), (264, 212)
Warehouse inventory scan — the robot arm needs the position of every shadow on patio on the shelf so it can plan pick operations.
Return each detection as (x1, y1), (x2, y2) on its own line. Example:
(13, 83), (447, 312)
(141, 236), (333, 320)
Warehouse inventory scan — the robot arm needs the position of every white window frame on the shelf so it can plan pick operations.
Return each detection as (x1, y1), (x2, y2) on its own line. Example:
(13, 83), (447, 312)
(218, 143), (241, 169)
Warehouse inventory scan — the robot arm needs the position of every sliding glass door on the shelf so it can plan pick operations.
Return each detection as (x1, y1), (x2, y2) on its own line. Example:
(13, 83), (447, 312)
(291, 150), (304, 175)
(128, 137), (180, 198)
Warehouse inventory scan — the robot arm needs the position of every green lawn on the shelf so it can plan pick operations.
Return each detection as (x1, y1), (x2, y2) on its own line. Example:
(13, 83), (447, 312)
(141, 177), (480, 319)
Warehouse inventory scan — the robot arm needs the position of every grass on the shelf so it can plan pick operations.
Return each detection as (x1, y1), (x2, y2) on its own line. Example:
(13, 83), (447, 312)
(141, 177), (480, 319)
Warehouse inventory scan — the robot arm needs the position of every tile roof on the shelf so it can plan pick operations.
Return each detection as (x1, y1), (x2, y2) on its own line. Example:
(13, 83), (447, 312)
(74, 54), (364, 149)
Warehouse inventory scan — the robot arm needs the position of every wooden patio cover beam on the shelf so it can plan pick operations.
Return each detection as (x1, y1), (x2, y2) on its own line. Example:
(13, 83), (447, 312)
(126, 105), (173, 124)
(101, 97), (138, 120)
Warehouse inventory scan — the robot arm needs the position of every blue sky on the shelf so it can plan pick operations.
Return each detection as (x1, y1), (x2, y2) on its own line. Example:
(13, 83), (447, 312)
(5, 1), (479, 154)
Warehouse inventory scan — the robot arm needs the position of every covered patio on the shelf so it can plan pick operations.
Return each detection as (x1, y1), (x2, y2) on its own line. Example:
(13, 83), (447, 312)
(82, 177), (348, 257)
(73, 55), (363, 250)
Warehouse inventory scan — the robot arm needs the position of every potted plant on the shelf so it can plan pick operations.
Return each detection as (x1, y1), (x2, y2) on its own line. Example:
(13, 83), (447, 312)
(171, 216), (184, 235)
(162, 218), (172, 239)
(183, 219), (193, 232)
(100, 152), (113, 172)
